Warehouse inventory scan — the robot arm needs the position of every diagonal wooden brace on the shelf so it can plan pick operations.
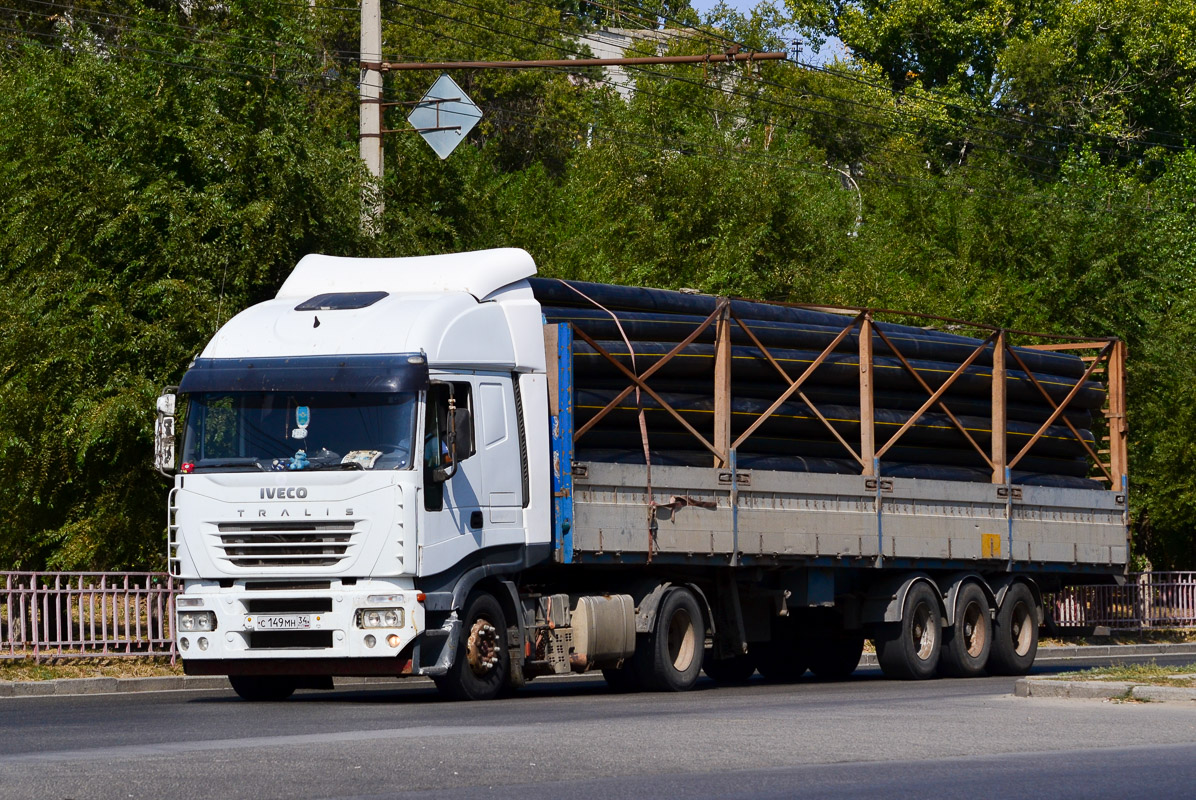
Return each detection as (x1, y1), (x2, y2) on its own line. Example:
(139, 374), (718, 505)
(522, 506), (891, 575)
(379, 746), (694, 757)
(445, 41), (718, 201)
(871, 327), (997, 468)
(1005, 341), (1115, 480)
(729, 311), (867, 452)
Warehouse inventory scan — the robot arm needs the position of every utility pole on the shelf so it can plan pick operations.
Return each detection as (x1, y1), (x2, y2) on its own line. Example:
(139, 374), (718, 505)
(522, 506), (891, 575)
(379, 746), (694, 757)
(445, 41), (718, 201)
(359, 0), (383, 233)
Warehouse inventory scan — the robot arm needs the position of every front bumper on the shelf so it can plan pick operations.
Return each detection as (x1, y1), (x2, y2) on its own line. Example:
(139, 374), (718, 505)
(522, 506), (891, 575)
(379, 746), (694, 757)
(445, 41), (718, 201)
(175, 578), (426, 663)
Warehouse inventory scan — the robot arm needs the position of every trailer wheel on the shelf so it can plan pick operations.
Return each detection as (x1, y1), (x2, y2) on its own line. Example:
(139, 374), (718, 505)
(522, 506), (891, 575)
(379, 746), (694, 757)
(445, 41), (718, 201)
(702, 651), (756, 684)
(434, 592), (510, 701)
(641, 588), (703, 691)
(806, 629), (865, 680)
(875, 581), (942, 680)
(988, 582), (1038, 675)
(228, 676), (296, 701)
(939, 583), (992, 678)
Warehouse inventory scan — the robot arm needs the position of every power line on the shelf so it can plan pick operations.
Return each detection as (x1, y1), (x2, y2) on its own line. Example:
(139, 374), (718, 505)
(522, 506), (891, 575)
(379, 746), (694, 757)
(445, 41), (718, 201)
(0, 6), (1175, 218)
(384, 0), (1064, 178)
(611, 0), (1193, 153)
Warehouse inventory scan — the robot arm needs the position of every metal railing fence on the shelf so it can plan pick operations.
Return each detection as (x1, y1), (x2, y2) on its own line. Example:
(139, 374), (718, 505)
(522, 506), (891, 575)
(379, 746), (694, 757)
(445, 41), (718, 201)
(1, 570), (1193, 662)
(1, 572), (176, 662)
(1047, 572), (1196, 630)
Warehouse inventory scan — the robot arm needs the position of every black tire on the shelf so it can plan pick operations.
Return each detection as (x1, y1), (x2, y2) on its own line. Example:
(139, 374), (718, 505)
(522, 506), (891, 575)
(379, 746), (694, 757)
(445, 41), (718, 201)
(875, 581), (942, 680)
(228, 675), (296, 701)
(641, 588), (704, 692)
(602, 656), (645, 692)
(805, 629), (865, 680)
(702, 650), (756, 684)
(753, 617), (808, 682)
(939, 583), (993, 678)
(988, 582), (1038, 676)
(434, 592), (510, 701)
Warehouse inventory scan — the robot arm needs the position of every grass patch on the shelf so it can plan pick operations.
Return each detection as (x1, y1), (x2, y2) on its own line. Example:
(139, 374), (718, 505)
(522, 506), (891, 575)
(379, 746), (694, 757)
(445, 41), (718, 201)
(0, 656), (182, 682)
(1055, 660), (1196, 687)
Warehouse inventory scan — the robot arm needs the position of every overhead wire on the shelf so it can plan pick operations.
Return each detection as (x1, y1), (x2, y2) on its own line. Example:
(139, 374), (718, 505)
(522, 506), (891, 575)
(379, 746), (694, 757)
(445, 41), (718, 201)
(383, 0), (1065, 181)
(610, 0), (1193, 154)
(379, 11), (1136, 211)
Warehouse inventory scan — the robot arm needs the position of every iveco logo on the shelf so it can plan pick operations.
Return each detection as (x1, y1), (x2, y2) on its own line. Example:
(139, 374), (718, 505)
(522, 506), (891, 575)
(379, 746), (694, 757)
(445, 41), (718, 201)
(260, 487), (308, 499)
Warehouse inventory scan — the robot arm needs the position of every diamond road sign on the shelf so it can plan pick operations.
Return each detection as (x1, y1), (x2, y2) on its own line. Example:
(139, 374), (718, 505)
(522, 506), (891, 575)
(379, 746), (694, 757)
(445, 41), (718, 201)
(408, 73), (482, 160)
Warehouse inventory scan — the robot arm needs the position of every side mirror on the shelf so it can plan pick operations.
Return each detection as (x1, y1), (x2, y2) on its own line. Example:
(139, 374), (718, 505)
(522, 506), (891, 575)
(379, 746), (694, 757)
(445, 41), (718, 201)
(155, 389), (178, 476)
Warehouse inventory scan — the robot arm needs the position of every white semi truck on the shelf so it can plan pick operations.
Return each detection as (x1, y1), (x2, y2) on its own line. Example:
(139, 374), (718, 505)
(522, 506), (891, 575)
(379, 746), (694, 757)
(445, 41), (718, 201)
(155, 248), (1128, 700)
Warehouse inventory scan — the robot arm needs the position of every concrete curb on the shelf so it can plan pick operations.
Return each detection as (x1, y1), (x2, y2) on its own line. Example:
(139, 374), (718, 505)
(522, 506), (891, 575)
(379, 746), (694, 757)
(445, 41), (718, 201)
(1015, 678), (1196, 703)
(4, 642), (1196, 699)
(1033, 643), (1196, 660)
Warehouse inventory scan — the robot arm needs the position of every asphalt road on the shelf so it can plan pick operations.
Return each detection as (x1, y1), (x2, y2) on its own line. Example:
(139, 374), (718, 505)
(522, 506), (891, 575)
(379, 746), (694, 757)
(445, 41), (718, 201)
(3, 655), (1196, 800)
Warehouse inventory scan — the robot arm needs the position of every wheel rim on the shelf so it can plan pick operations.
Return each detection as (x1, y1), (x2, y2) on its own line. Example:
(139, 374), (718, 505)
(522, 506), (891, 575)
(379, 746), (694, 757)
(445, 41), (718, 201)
(466, 617), (500, 676)
(961, 599), (987, 659)
(667, 608), (697, 672)
(1008, 601), (1033, 657)
(911, 601), (936, 661)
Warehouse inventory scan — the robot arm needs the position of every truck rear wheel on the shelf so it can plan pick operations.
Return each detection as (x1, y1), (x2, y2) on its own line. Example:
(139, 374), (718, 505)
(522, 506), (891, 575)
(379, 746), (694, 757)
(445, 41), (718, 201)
(702, 651), (756, 684)
(601, 662), (644, 692)
(228, 675), (296, 701)
(939, 583), (992, 678)
(435, 592), (510, 701)
(988, 582), (1038, 675)
(876, 581), (942, 680)
(641, 588), (704, 692)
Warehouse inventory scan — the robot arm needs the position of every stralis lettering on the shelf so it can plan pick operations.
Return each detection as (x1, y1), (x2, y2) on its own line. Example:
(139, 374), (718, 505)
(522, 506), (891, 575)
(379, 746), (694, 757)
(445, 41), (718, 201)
(236, 507), (354, 518)
(260, 487), (308, 499)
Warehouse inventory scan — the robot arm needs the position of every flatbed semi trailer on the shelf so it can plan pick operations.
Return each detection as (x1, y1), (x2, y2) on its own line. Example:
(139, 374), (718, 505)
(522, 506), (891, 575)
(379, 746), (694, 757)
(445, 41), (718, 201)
(155, 248), (1128, 700)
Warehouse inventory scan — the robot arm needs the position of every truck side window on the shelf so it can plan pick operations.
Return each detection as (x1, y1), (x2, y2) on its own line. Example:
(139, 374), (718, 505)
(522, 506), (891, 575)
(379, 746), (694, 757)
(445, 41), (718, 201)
(423, 382), (474, 512)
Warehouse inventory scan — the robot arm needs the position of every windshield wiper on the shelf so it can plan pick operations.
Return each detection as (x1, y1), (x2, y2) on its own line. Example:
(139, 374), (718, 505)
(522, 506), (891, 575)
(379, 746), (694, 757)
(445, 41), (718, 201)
(194, 458), (268, 472)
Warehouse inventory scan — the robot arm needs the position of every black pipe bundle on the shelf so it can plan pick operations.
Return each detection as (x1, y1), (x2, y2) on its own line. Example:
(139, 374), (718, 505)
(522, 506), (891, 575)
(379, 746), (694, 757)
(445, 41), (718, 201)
(531, 278), (1106, 489)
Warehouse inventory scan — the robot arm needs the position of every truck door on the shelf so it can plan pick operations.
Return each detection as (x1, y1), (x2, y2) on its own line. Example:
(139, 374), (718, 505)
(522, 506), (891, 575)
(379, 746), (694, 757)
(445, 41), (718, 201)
(419, 381), (484, 576)
(417, 377), (525, 575)
(475, 378), (524, 549)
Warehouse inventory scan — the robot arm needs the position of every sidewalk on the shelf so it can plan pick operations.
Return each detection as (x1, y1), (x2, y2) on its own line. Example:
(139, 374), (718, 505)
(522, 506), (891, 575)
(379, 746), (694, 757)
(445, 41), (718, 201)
(5, 642), (1196, 699)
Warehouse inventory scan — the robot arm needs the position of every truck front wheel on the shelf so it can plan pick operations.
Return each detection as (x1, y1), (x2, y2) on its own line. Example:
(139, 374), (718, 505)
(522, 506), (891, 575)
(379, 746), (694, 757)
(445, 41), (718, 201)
(435, 592), (510, 701)
(228, 675), (296, 701)
(875, 581), (942, 680)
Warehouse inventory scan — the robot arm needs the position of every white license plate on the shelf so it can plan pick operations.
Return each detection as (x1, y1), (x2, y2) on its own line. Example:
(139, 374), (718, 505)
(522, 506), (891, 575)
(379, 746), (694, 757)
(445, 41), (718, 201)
(254, 614), (312, 630)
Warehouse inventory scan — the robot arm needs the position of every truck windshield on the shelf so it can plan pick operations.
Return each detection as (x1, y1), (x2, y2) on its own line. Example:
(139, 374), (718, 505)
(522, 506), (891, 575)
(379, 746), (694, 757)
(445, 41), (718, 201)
(180, 392), (418, 472)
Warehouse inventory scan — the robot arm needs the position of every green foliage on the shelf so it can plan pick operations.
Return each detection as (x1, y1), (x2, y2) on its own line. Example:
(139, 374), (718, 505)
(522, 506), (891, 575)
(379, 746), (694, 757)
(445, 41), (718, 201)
(0, 0), (1195, 569)
(0, 1), (370, 568)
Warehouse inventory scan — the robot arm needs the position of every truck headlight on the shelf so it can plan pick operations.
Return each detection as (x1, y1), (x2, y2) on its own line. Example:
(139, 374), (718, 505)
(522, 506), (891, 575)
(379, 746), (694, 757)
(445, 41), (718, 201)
(356, 607), (404, 629)
(178, 611), (217, 632)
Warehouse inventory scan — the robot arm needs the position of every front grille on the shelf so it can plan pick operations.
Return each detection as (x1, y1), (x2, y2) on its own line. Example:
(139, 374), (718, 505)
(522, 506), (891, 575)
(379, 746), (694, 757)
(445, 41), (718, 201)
(216, 521), (358, 568)
(246, 597), (333, 614)
(245, 581), (331, 592)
